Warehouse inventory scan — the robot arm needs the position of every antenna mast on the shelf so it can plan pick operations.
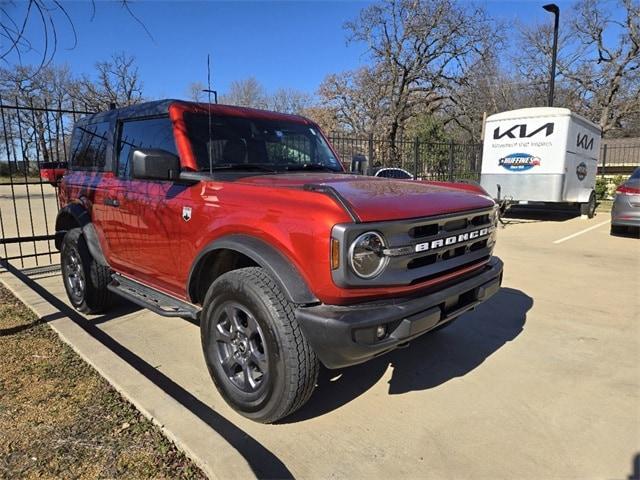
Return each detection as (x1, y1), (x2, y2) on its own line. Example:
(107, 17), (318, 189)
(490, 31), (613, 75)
(207, 54), (213, 175)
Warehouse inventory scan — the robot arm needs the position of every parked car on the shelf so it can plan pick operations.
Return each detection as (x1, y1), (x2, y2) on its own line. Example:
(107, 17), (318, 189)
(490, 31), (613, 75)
(611, 167), (640, 235)
(373, 167), (414, 180)
(43, 100), (503, 423)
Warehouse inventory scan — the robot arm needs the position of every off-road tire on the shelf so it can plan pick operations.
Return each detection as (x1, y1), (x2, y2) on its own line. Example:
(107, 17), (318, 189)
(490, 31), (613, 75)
(200, 267), (319, 423)
(61, 227), (112, 314)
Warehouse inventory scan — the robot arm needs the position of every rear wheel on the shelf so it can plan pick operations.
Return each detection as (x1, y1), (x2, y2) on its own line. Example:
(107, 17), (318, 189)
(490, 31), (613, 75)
(61, 228), (112, 314)
(200, 267), (319, 423)
(580, 191), (597, 218)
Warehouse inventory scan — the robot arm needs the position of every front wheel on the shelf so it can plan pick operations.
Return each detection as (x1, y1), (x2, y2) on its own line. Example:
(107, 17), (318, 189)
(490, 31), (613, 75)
(200, 267), (319, 423)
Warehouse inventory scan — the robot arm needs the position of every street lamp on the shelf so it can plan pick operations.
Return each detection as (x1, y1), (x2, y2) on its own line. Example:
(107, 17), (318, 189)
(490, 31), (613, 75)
(543, 3), (560, 107)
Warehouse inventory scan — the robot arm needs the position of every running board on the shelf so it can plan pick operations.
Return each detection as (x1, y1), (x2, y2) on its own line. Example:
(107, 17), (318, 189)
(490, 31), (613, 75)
(108, 274), (200, 320)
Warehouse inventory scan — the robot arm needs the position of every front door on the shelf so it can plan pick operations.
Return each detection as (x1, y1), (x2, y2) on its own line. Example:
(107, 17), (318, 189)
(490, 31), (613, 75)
(106, 116), (188, 295)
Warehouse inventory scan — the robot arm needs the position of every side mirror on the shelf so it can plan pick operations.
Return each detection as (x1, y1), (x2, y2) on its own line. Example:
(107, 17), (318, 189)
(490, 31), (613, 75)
(131, 149), (181, 181)
(40, 161), (68, 186)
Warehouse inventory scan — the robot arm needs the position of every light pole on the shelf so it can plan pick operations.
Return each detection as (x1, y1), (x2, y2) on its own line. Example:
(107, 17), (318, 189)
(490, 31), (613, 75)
(543, 3), (560, 107)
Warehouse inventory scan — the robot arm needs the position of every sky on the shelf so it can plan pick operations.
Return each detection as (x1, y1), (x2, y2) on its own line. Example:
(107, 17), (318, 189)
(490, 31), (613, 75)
(13, 0), (584, 100)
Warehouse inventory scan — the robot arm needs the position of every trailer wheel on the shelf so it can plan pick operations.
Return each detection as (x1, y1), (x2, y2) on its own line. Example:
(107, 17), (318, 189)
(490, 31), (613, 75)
(580, 191), (597, 219)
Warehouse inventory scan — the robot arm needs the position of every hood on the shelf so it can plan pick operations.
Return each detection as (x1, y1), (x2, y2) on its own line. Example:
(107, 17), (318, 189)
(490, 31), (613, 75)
(237, 173), (494, 222)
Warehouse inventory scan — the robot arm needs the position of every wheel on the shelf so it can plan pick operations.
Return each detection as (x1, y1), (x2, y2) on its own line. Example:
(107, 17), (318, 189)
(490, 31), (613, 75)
(61, 227), (113, 314)
(580, 191), (597, 218)
(200, 267), (319, 423)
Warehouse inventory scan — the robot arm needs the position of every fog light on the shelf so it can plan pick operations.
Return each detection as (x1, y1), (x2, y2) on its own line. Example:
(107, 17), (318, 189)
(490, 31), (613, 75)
(376, 325), (387, 339)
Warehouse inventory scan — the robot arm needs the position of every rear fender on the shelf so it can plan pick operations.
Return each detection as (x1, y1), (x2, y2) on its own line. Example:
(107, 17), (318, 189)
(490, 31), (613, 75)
(55, 203), (108, 266)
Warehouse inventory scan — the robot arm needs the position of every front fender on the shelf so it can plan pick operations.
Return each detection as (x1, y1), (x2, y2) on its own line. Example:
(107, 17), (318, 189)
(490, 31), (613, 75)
(188, 234), (318, 305)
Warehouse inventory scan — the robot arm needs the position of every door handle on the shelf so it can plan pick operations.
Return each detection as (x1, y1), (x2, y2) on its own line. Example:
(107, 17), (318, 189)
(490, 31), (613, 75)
(104, 197), (120, 208)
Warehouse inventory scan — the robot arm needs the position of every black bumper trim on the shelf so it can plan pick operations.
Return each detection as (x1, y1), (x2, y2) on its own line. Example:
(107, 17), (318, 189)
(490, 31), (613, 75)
(296, 257), (503, 369)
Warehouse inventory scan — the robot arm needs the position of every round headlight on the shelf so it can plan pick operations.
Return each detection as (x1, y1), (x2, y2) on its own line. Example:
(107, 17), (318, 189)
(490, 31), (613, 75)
(348, 231), (388, 279)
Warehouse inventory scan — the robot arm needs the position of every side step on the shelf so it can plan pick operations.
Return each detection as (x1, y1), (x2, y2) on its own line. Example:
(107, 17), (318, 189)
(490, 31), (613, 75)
(108, 274), (201, 320)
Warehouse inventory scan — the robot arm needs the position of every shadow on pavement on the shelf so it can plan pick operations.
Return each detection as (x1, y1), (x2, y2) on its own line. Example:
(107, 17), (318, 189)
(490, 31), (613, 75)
(284, 287), (532, 423)
(1, 260), (294, 479)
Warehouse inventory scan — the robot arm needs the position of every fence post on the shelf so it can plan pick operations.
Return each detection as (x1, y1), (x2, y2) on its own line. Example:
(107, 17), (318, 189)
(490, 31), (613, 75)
(601, 143), (607, 178)
(413, 137), (419, 179)
(368, 133), (373, 167)
(448, 139), (454, 182)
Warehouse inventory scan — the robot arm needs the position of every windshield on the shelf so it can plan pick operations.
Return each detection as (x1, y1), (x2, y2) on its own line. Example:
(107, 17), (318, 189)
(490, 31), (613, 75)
(182, 112), (343, 173)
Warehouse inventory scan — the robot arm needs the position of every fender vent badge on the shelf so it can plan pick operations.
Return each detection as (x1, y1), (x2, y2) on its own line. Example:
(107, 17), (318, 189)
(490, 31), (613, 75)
(182, 206), (192, 222)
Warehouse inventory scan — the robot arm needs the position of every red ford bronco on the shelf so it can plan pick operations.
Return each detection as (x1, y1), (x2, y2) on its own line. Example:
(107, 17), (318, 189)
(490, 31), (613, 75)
(47, 100), (503, 423)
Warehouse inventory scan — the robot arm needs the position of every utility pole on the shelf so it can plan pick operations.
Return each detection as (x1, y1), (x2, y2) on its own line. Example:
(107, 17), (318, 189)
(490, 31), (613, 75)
(543, 3), (560, 107)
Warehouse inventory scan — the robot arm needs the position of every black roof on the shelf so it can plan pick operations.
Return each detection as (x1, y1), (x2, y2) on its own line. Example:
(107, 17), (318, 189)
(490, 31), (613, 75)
(75, 99), (177, 126)
(75, 99), (313, 126)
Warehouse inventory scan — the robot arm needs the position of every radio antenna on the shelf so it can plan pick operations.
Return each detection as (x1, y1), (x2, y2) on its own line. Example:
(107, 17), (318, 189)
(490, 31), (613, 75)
(206, 54), (213, 175)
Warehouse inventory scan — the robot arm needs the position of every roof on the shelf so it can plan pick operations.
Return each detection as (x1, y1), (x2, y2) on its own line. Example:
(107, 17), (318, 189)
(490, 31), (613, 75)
(486, 107), (598, 129)
(76, 99), (313, 126)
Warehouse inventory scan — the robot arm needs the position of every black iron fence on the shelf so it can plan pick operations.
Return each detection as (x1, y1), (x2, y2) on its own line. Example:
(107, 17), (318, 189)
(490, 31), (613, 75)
(0, 98), (92, 269)
(327, 133), (482, 181)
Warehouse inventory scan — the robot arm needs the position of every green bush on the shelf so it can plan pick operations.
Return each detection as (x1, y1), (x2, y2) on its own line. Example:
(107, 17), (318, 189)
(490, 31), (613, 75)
(595, 177), (608, 200)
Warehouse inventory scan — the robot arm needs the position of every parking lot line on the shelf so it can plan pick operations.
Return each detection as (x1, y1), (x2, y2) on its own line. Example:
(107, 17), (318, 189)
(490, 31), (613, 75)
(552, 220), (610, 244)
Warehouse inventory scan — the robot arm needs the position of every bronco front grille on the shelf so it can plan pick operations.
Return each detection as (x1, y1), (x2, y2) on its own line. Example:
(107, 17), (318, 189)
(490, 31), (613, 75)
(331, 207), (497, 288)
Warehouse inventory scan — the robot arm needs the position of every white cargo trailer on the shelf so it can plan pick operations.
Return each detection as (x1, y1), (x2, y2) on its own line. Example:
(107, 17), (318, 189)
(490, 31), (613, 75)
(480, 107), (601, 217)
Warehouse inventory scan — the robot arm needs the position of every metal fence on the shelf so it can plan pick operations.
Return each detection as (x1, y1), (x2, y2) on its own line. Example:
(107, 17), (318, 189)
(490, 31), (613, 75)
(327, 133), (483, 181)
(0, 98), (92, 269)
(328, 134), (640, 179)
(600, 142), (640, 175)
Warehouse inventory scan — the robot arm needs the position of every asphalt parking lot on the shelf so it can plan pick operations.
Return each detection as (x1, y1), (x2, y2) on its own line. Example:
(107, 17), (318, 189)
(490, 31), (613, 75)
(1, 208), (639, 480)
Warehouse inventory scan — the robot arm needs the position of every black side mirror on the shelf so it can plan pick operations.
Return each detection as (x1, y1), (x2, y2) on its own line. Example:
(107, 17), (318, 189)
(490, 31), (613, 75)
(131, 149), (180, 181)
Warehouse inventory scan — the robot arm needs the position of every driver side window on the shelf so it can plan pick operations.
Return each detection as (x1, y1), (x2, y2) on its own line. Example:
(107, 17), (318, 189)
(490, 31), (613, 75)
(117, 117), (177, 178)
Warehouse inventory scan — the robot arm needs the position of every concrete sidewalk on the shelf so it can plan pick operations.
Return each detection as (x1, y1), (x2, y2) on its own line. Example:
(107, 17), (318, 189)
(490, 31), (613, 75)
(1, 214), (638, 479)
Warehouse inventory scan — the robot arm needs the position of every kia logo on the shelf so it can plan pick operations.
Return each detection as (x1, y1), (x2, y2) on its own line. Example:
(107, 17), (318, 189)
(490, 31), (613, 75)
(577, 133), (594, 150)
(494, 123), (555, 140)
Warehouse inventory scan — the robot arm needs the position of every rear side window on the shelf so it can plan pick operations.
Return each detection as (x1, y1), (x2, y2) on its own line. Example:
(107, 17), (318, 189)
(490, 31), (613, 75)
(117, 117), (177, 178)
(70, 122), (112, 171)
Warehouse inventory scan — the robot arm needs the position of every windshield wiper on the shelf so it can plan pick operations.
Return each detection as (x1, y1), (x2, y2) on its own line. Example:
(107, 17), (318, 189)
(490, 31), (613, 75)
(284, 164), (339, 172)
(205, 163), (278, 173)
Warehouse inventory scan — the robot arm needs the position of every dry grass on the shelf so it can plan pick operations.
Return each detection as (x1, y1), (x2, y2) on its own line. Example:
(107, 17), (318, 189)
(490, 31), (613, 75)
(0, 285), (206, 479)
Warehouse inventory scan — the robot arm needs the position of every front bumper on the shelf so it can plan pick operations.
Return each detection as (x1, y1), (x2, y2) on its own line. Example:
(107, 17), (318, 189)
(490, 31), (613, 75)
(296, 257), (503, 369)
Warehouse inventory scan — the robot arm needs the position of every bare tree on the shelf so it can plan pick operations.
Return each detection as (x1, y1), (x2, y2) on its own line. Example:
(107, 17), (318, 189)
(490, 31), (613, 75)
(220, 77), (268, 109)
(0, 64), (74, 164)
(268, 88), (311, 114)
(1, 1), (152, 78)
(299, 105), (342, 134)
(187, 82), (207, 102)
(517, 0), (640, 136)
(318, 66), (389, 134)
(343, 0), (499, 159)
(71, 53), (144, 111)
